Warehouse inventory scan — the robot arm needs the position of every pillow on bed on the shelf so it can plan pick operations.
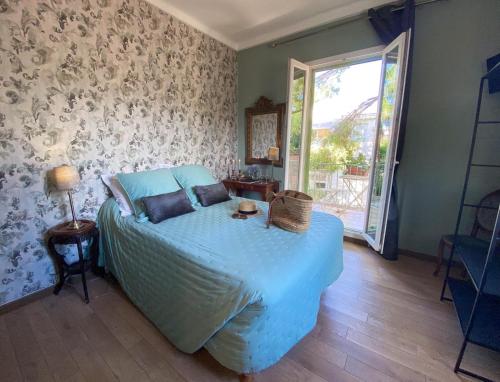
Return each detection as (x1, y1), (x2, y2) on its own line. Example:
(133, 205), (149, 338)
(101, 174), (133, 216)
(117, 168), (181, 221)
(171, 165), (217, 205)
(193, 183), (231, 207)
(142, 189), (195, 224)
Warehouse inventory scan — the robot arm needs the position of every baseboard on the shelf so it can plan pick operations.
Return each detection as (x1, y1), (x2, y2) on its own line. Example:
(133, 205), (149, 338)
(398, 248), (462, 267)
(343, 239), (450, 267)
(0, 286), (53, 315)
(398, 248), (436, 263)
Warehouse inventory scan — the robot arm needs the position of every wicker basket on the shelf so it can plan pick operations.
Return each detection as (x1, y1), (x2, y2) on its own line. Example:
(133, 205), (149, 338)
(266, 190), (313, 233)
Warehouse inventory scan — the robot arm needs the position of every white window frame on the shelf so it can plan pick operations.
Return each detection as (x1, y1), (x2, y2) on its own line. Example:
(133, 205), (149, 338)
(362, 32), (410, 252)
(284, 59), (311, 192)
(306, 45), (385, 70)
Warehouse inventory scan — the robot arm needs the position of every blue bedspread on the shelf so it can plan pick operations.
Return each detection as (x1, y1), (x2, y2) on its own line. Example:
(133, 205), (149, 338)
(98, 197), (343, 373)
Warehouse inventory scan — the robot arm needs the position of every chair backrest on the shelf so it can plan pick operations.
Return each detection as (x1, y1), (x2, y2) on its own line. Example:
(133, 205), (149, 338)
(473, 189), (500, 236)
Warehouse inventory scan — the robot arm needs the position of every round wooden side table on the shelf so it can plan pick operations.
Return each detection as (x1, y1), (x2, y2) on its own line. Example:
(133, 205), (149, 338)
(47, 219), (99, 303)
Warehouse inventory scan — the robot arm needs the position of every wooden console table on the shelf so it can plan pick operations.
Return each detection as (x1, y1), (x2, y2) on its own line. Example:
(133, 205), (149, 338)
(222, 179), (280, 201)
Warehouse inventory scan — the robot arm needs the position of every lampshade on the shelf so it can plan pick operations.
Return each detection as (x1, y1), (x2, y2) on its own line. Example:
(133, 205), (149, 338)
(53, 165), (79, 191)
(268, 146), (279, 161)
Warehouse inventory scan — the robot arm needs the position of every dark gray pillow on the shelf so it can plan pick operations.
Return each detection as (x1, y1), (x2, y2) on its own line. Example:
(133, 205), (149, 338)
(142, 189), (195, 224)
(193, 182), (231, 207)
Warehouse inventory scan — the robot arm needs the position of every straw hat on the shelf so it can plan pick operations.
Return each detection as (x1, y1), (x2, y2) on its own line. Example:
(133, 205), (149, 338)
(238, 200), (257, 215)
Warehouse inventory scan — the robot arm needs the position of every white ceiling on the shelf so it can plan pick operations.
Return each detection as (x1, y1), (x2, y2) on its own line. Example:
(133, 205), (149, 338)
(147, 0), (396, 50)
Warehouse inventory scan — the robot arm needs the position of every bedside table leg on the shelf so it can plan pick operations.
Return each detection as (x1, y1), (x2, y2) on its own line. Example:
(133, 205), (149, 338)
(76, 239), (89, 304)
(48, 237), (66, 295)
(53, 278), (64, 295)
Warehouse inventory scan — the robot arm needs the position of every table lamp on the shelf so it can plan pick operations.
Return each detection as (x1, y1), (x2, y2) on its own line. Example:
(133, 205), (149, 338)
(53, 165), (81, 229)
(268, 146), (279, 181)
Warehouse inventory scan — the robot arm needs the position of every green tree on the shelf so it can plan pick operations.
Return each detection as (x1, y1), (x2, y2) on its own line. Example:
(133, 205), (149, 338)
(314, 68), (345, 102)
(290, 76), (304, 153)
(310, 96), (376, 171)
(381, 63), (397, 132)
(290, 68), (345, 153)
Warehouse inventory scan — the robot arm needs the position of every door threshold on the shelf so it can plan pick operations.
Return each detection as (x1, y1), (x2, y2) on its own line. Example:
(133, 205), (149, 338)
(344, 230), (367, 243)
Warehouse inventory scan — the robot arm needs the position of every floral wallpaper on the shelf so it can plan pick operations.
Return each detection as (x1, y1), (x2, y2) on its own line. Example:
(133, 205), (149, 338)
(0, 0), (237, 305)
(251, 113), (277, 159)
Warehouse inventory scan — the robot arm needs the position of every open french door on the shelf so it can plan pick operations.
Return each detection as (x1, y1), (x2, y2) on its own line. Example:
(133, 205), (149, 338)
(284, 59), (311, 192)
(362, 31), (410, 252)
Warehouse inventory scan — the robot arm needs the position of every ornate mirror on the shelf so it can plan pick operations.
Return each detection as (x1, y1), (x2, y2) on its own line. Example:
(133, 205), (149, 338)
(245, 96), (285, 166)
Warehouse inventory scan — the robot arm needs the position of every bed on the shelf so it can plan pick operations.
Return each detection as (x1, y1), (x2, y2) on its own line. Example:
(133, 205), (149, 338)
(98, 196), (343, 374)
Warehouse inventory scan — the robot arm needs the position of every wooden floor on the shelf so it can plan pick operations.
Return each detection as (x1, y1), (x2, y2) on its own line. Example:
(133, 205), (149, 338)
(1, 242), (500, 382)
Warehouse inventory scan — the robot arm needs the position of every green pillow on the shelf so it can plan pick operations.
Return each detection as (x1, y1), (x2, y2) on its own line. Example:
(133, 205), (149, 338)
(117, 168), (181, 221)
(171, 165), (217, 205)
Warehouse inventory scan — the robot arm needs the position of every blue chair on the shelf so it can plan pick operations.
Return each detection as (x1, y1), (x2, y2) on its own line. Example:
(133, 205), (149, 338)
(434, 189), (500, 276)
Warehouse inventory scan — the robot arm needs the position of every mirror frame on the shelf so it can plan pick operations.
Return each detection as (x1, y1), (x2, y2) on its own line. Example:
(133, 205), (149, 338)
(245, 96), (285, 167)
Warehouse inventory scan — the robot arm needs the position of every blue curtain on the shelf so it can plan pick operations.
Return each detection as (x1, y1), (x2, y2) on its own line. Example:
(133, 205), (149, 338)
(368, 0), (415, 260)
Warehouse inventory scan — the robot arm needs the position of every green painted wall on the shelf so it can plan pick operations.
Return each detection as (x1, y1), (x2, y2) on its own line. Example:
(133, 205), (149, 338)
(237, 0), (500, 256)
(237, 16), (380, 183)
(396, 0), (500, 255)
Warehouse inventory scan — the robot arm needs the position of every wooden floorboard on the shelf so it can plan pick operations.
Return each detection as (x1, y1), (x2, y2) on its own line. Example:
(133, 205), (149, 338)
(3, 307), (54, 381)
(0, 315), (23, 381)
(1, 242), (499, 381)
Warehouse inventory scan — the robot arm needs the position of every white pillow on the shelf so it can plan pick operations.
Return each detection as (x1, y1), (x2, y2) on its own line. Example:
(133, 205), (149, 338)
(156, 163), (174, 169)
(101, 174), (133, 216)
(55, 241), (90, 265)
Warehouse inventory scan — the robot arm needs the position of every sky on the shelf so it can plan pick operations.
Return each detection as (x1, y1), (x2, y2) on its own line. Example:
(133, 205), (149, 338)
(312, 60), (382, 127)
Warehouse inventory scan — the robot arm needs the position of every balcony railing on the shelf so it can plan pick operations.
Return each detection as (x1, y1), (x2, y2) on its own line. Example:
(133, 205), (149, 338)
(307, 162), (370, 211)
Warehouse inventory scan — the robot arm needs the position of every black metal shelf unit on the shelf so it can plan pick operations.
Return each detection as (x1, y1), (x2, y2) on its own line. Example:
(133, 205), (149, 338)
(440, 62), (500, 382)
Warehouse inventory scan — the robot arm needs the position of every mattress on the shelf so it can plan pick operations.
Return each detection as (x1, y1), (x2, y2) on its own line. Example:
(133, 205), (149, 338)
(97, 197), (343, 373)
